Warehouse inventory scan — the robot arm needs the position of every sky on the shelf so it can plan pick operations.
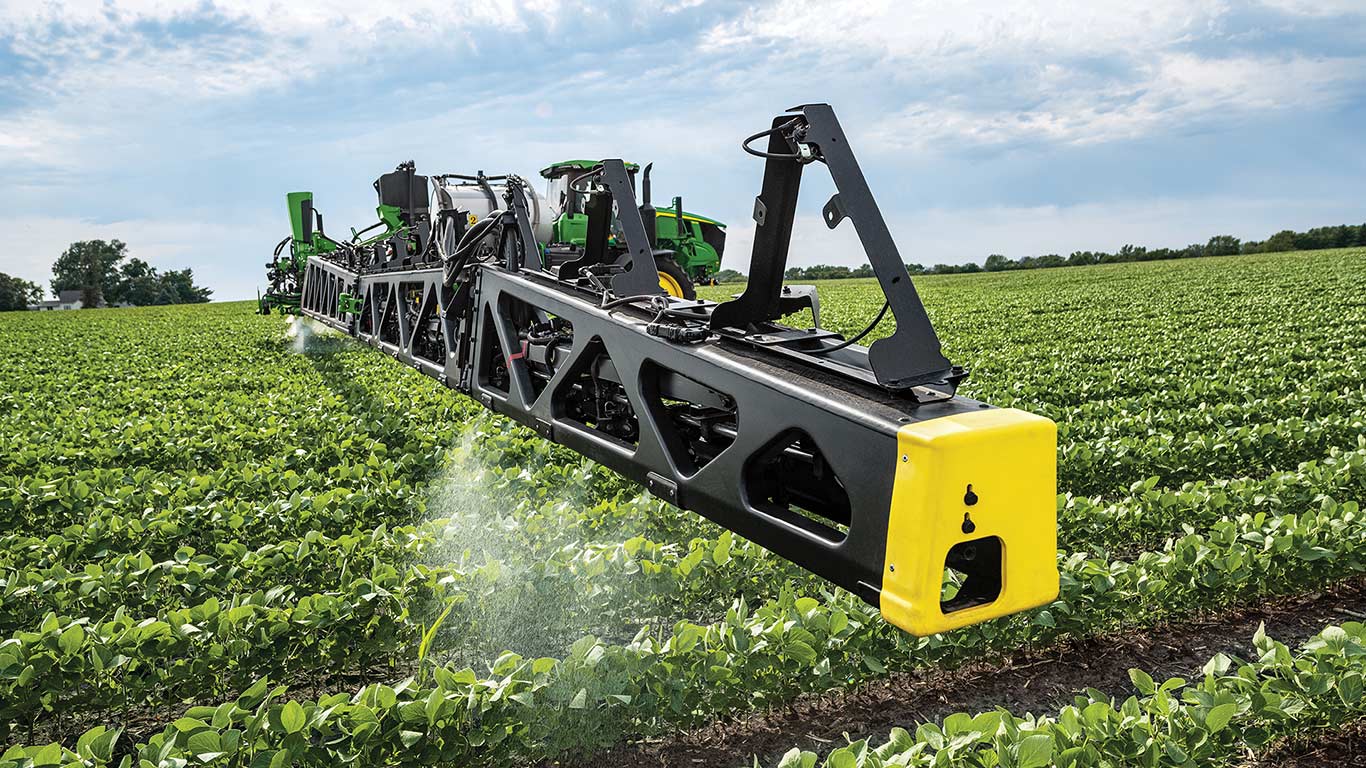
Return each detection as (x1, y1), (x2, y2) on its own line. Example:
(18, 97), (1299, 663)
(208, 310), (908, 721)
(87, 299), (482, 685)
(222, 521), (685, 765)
(1, 0), (1364, 301)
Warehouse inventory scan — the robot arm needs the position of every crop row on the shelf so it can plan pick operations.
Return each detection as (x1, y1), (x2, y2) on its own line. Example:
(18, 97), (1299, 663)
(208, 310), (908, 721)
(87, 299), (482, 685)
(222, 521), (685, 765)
(5, 473), (1364, 762)
(6, 436), (1363, 682)
(0, 310), (473, 480)
(11, 388), (1354, 555)
(769, 620), (1366, 768)
(0, 561), (459, 736)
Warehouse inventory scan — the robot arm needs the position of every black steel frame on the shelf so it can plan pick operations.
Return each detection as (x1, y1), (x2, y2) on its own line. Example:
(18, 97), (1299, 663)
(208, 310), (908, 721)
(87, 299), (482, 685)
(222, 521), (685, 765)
(297, 104), (988, 608)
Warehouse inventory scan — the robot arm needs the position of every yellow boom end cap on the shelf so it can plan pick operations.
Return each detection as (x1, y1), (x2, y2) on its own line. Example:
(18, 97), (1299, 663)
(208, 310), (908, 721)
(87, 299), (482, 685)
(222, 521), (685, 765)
(880, 408), (1058, 636)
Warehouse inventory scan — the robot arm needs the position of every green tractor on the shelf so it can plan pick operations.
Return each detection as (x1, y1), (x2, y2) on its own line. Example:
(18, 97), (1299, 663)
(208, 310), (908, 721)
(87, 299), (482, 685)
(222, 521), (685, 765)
(540, 160), (725, 299)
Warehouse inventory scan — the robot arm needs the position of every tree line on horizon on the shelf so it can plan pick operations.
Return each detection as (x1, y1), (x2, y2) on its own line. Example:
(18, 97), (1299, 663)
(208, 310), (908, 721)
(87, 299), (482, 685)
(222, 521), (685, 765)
(0, 239), (212, 312)
(711, 221), (1366, 283)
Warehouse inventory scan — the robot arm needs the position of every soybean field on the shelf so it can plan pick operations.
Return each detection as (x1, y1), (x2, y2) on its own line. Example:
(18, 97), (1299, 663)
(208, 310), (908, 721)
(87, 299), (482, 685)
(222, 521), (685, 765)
(3, 247), (1366, 767)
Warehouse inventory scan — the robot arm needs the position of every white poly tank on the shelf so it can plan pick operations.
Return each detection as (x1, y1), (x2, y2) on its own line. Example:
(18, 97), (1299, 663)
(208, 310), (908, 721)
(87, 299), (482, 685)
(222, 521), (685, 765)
(430, 177), (552, 245)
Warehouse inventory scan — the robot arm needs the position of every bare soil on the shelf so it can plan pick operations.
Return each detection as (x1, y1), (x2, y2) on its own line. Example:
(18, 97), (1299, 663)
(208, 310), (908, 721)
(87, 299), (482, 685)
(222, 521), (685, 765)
(1245, 717), (1366, 767)
(549, 578), (1366, 768)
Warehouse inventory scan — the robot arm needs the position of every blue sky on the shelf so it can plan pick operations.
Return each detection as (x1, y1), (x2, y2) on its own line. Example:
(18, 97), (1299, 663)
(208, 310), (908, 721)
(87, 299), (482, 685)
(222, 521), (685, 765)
(2, 0), (1364, 300)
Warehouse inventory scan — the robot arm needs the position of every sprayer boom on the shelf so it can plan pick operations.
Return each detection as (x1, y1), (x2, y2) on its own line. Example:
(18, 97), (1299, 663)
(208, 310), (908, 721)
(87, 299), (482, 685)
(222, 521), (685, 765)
(265, 104), (1059, 636)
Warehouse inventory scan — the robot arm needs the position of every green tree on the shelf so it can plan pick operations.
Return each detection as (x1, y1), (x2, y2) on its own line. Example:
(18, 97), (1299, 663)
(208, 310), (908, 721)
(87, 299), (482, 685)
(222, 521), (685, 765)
(1262, 230), (1298, 253)
(983, 253), (1011, 271)
(109, 258), (174, 306)
(0, 273), (42, 311)
(158, 269), (213, 304)
(1206, 235), (1241, 257)
(712, 268), (746, 284)
(51, 240), (127, 308)
(51, 240), (212, 307)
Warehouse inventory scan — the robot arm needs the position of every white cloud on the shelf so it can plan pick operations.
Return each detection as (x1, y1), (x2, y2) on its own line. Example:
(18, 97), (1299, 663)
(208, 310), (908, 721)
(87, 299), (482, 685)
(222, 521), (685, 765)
(1253, 0), (1366, 17)
(702, 0), (1226, 60)
(0, 0), (566, 103)
(868, 52), (1366, 150)
(0, 113), (87, 167)
(702, 0), (1366, 151)
(0, 2), (574, 180)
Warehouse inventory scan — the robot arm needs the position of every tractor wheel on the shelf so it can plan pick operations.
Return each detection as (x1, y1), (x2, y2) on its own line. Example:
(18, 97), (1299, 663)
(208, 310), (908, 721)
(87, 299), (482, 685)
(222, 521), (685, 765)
(656, 257), (696, 299)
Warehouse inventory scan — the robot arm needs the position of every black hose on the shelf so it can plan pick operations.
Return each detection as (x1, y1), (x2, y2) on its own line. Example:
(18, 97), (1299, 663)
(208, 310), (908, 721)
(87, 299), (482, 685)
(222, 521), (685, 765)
(442, 213), (505, 286)
(599, 292), (665, 310)
(809, 301), (890, 356)
(569, 165), (603, 195)
(741, 117), (804, 159)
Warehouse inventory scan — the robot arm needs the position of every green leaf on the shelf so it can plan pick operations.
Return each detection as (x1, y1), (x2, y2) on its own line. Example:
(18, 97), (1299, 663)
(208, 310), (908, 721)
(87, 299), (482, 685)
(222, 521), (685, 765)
(1205, 702), (1237, 733)
(1202, 653), (1232, 676)
(824, 747), (857, 768)
(76, 727), (105, 759)
(32, 743), (63, 767)
(1016, 733), (1053, 768)
(1340, 672), (1364, 704)
(279, 700), (306, 734)
(58, 623), (86, 655)
(713, 534), (732, 566)
(186, 730), (221, 761)
(173, 717), (210, 733)
(1128, 668), (1156, 695)
(569, 688), (588, 709)
(418, 600), (456, 670)
(786, 640), (818, 665)
(238, 678), (270, 708)
(88, 728), (120, 763)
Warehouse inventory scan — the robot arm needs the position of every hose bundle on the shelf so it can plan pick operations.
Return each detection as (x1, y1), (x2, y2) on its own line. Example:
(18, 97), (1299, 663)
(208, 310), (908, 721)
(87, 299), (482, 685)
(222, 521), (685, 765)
(440, 210), (507, 287)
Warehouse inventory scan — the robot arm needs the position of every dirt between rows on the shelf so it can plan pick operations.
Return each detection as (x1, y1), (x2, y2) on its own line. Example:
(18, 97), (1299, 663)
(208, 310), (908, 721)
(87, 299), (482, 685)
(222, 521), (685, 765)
(548, 578), (1366, 768)
(1244, 717), (1366, 767)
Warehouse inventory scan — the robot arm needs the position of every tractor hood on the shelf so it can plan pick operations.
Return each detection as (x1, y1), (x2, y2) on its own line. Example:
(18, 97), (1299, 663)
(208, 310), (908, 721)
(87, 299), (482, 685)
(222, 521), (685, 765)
(654, 206), (725, 229)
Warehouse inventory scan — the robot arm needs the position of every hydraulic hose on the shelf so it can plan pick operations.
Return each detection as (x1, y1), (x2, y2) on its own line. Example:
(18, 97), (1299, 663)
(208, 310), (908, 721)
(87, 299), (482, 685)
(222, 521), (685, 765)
(809, 300), (889, 355)
(442, 211), (506, 286)
(741, 117), (805, 160)
(569, 165), (603, 195)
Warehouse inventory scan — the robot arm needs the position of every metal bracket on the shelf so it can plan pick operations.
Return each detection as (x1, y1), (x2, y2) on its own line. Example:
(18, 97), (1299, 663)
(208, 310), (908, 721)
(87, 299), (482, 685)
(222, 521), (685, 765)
(503, 177), (540, 272)
(779, 285), (821, 328)
(710, 103), (954, 390)
(556, 159), (663, 299)
(645, 472), (678, 504)
(822, 194), (847, 229)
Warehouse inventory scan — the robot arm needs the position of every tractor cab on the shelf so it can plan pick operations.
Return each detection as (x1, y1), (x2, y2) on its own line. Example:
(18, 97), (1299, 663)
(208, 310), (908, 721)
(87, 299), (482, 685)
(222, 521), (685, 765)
(541, 160), (639, 245)
(539, 160), (725, 298)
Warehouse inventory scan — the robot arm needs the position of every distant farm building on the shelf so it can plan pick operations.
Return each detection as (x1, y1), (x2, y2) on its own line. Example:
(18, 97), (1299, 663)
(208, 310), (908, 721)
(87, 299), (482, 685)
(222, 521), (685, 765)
(30, 290), (86, 311)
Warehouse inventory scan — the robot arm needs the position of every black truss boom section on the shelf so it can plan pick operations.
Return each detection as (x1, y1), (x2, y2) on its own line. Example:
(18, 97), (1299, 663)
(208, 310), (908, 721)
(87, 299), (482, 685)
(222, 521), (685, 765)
(289, 104), (1051, 632)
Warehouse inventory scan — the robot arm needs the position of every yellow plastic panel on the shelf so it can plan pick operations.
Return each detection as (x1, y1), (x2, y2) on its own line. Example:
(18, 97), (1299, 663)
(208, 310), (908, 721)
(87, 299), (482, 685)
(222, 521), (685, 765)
(880, 408), (1058, 635)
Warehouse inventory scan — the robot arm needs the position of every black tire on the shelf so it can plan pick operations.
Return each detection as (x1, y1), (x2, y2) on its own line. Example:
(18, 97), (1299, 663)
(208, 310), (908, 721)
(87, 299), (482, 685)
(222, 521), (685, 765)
(656, 257), (696, 299)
